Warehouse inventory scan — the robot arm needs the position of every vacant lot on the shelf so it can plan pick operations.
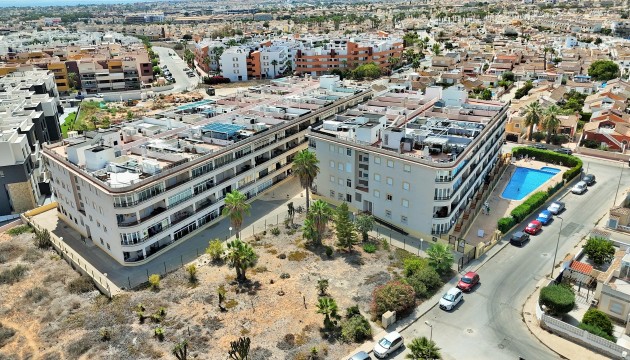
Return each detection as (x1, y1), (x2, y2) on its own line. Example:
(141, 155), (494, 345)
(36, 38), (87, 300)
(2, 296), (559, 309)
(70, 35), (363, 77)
(0, 214), (438, 359)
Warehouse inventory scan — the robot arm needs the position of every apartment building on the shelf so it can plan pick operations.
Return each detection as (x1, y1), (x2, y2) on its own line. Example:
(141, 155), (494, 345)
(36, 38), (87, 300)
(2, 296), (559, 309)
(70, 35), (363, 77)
(308, 85), (508, 238)
(0, 70), (62, 215)
(43, 76), (371, 265)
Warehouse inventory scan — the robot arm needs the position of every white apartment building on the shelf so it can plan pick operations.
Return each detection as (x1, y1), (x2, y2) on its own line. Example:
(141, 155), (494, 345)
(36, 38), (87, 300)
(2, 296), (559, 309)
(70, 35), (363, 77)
(43, 76), (371, 265)
(259, 46), (289, 79)
(308, 85), (508, 238)
(220, 47), (249, 82)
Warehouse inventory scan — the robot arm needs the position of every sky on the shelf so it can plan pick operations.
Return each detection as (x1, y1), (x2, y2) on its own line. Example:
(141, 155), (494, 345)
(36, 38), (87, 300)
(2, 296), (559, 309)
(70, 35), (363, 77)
(0, 0), (160, 7)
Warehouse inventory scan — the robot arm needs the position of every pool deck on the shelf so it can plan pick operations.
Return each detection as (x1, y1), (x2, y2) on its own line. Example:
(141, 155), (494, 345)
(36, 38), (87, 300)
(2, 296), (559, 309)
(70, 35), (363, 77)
(462, 158), (569, 246)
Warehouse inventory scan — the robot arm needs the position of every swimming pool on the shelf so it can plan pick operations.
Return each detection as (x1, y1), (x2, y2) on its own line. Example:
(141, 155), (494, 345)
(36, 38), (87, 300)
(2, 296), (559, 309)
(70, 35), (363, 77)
(501, 167), (561, 200)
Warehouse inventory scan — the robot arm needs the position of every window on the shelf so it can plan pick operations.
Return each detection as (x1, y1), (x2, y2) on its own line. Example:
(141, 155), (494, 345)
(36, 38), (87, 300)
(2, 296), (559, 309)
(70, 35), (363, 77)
(355, 192), (362, 202)
(330, 160), (335, 168)
(106, 243), (111, 250)
(338, 178), (343, 185)
(346, 193), (352, 202)
(387, 160), (394, 168)
(329, 144), (335, 152)
(374, 190), (380, 198)
(0, 171), (3, 178)
(386, 194), (393, 201)
(404, 164), (411, 172)
(100, 238), (104, 245)
(330, 175), (335, 182)
(338, 147), (344, 154)
(403, 182), (410, 191)
(385, 210), (392, 219)
(374, 173), (381, 182)
(97, 221), (101, 228)
(104, 226), (107, 233)
(346, 163), (352, 172)
(401, 215), (408, 224)
(330, 190), (336, 197)
(402, 199), (409, 208)
(386, 177), (393, 186)
(338, 163), (343, 171)
(609, 301), (624, 315)
(338, 192), (344, 200)
(374, 156), (381, 164)
(347, 179), (352, 187)
(346, 148), (352, 156)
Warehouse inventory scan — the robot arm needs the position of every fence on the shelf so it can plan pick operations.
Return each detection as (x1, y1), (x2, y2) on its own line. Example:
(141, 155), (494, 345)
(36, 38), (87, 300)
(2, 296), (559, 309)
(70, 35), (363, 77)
(540, 313), (629, 358)
(21, 214), (122, 298)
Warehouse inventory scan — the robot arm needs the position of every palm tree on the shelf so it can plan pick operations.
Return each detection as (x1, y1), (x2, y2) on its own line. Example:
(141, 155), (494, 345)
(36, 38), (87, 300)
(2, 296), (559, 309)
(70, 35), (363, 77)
(271, 59), (278, 78)
(302, 216), (318, 243)
(228, 337), (251, 360)
(292, 149), (320, 213)
(426, 243), (454, 275)
(543, 46), (554, 71)
(406, 336), (441, 360)
(222, 190), (251, 238)
(224, 239), (257, 282)
(316, 297), (339, 330)
(523, 101), (543, 141)
(431, 43), (442, 56)
(309, 200), (333, 245)
(543, 105), (562, 143)
(212, 46), (224, 73)
(203, 55), (211, 72)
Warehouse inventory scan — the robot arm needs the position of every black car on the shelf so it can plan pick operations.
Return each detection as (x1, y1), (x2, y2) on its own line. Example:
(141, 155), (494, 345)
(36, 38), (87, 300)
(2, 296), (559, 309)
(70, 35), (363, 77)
(554, 148), (573, 155)
(510, 231), (530, 247)
(582, 174), (596, 186)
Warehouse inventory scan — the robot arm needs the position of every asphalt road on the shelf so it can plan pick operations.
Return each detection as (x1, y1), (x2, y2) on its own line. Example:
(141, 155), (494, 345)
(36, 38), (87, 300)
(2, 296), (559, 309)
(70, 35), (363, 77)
(388, 155), (630, 360)
(153, 46), (198, 92)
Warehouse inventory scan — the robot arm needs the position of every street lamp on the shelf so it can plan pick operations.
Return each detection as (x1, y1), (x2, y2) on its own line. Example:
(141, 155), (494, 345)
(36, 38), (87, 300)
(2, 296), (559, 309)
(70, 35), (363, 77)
(424, 321), (433, 342)
(551, 216), (564, 279)
(229, 226), (233, 239)
(613, 160), (625, 207)
(420, 238), (424, 251)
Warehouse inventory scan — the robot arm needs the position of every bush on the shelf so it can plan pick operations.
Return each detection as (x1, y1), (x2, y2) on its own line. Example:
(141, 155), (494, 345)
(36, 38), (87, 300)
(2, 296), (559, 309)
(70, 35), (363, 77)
(149, 274), (160, 290)
(511, 147), (582, 182)
(99, 327), (112, 341)
(0, 323), (16, 348)
(7, 225), (32, 236)
(25, 287), (49, 303)
(403, 257), (429, 277)
(547, 182), (564, 197)
(0, 265), (28, 285)
(579, 323), (616, 342)
(582, 308), (614, 336)
(371, 280), (416, 319)
(206, 239), (224, 262)
(539, 284), (575, 315)
(345, 305), (361, 319)
(405, 266), (442, 299)
(510, 191), (549, 223)
(67, 276), (95, 294)
(532, 132), (545, 142)
(186, 264), (197, 283)
(154, 326), (165, 341)
(583, 237), (615, 266)
(341, 314), (372, 343)
(325, 246), (333, 258)
(363, 243), (377, 253)
(271, 227), (281, 236)
(498, 217), (517, 233)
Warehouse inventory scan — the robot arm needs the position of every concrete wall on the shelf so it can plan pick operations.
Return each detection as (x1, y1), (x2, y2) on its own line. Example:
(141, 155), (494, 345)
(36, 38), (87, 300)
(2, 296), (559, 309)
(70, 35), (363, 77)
(6, 181), (37, 213)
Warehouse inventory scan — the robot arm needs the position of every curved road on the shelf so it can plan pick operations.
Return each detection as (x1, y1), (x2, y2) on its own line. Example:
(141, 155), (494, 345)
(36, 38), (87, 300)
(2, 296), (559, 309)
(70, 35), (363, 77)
(391, 155), (630, 360)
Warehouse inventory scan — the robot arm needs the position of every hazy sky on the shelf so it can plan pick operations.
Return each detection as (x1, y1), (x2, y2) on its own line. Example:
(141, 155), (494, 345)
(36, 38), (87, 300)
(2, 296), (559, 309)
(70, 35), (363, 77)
(0, 0), (160, 7)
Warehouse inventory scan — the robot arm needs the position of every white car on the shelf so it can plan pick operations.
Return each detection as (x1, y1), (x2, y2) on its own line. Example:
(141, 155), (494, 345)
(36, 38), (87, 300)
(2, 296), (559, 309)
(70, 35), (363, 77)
(439, 287), (463, 311)
(547, 201), (565, 215)
(571, 181), (587, 195)
(373, 331), (404, 358)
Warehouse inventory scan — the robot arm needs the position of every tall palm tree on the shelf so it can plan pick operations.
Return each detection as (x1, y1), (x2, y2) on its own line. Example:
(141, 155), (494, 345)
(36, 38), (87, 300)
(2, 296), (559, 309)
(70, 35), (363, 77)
(225, 239), (257, 282)
(406, 336), (441, 360)
(309, 200), (333, 245)
(431, 43), (442, 56)
(543, 46), (554, 71)
(316, 297), (339, 330)
(543, 105), (562, 143)
(222, 190), (251, 238)
(292, 149), (320, 213)
(271, 59), (278, 78)
(523, 101), (543, 141)
(212, 46), (224, 73)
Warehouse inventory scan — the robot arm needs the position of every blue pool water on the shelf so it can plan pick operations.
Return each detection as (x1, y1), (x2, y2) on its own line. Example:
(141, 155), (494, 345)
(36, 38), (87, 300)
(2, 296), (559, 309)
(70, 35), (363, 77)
(501, 167), (561, 200)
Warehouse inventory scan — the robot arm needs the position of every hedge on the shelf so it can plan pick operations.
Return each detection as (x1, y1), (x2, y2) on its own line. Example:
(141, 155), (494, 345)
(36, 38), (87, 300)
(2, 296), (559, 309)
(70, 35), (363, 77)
(582, 308), (614, 336)
(511, 147), (582, 181)
(498, 217), (516, 233)
(578, 323), (616, 342)
(539, 284), (575, 315)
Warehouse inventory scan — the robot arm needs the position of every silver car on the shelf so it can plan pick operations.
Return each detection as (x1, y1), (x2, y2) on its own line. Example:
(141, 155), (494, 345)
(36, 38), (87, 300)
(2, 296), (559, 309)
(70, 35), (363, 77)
(571, 181), (587, 194)
(373, 331), (404, 358)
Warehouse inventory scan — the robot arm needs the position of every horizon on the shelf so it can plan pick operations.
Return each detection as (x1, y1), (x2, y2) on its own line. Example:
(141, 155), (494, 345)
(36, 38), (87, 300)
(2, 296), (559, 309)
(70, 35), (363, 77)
(0, 0), (166, 8)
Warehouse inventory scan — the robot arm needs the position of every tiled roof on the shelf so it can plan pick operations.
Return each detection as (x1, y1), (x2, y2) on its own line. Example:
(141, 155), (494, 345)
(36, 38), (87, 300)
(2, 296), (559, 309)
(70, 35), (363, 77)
(570, 260), (594, 275)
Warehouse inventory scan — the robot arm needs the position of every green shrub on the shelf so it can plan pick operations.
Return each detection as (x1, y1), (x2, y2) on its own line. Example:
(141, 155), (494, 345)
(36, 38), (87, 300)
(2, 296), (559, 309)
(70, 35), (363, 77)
(0, 265), (28, 285)
(539, 284), (575, 315)
(6, 225), (32, 236)
(186, 264), (197, 283)
(363, 243), (377, 253)
(498, 217), (516, 233)
(154, 326), (165, 341)
(371, 280), (416, 319)
(511, 147), (582, 181)
(345, 305), (361, 319)
(582, 308), (614, 336)
(271, 227), (281, 236)
(532, 132), (545, 142)
(583, 237), (615, 266)
(67, 276), (95, 294)
(403, 257), (430, 277)
(341, 314), (372, 343)
(511, 191), (549, 223)
(148, 274), (160, 290)
(579, 322), (616, 342)
(205, 239), (224, 262)
(547, 181), (564, 196)
(34, 228), (52, 249)
(325, 246), (333, 258)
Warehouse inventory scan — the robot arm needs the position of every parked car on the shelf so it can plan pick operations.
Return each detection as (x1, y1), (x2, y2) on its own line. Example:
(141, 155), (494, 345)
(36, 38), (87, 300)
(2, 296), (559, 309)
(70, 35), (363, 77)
(373, 331), (404, 358)
(582, 174), (596, 186)
(510, 231), (530, 247)
(554, 148), (573, 155)
(547, 201), (565, 215)
(187, 72), (195, 77)
(528, 144), (546, 150)
(161, 65), (167, 69)
(572, 181), (587, 194)
(349, 351), (371, 360)
(524, 220), (543, 235)
(75, 94), (85, 100)
(457, 271), (479, 292)
(183, 67), (190, 72)
(95, 93), (103, 98)
(439, 287), (463, 311)
(536, 210), (553, 225)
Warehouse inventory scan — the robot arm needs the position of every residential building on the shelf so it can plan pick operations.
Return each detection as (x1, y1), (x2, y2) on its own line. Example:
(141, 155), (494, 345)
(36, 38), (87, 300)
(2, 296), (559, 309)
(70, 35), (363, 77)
(42, 76), (371, 265)
(308, 84), (508, 238)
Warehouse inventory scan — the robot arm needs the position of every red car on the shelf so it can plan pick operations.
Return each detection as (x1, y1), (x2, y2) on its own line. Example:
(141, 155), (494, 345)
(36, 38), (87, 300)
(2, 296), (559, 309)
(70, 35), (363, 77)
(457, 271), (480, 292)
(524, 220), (543, 235)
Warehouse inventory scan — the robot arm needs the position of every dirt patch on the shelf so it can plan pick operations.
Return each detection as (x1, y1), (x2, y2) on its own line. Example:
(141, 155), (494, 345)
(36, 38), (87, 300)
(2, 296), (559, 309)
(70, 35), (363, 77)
(0, 215), (425, 358)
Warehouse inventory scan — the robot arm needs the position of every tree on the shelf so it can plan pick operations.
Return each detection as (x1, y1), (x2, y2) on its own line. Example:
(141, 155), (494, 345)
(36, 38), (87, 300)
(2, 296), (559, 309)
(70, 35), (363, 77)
(335, 202), (358, 252)
(152, 65), (162, 76)
(222, 190), (251, 238)
(351, 63), (382, 80)
(539, 284), (575, 315)
(206, 239), (224, 262)
(355, 214), (375, 242)
(308, 200), (333, 245)
(582, 308), (613, 336)
(67, 72), (78, 90)
(431, 43), (442, 56)
(371, 280), (416, 319)
(228, 337), (251, 360)
(224, 239), (257, 282)
(501, 71), (515, 82)
(426, 243), (454, 275)
(524, 101), (543, 141)
(542, 105), (562, 143)
(212, 46), (225, 72)
(588, 60), (620, 81)
(262, 21), (270, 29)
(271, 59), (278, 78)
(316, 297), (339, 330)
(172, 339), (188, 360)
(514, 80), (534, 99)
(292, 149), (320, 213)
(582, 237), (615, 266)
(543, 46), (554, 70)
(406, 336), (441, 359)
(302, 216), (318, 243)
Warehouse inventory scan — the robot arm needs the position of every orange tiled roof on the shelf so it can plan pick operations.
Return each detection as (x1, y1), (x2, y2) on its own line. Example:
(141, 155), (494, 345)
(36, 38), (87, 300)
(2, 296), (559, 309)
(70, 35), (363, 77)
(570, 260), (594, 275)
